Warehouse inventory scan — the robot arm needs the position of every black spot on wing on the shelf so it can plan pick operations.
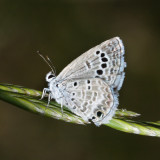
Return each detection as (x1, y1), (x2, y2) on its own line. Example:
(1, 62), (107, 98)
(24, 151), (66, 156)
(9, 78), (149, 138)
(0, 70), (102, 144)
(96, 51), (100, 55)
(102, 57), (108, 62)
(101, 63), (107, 68)
(97, 70), (103, 75)
(101, 53), (105, 57)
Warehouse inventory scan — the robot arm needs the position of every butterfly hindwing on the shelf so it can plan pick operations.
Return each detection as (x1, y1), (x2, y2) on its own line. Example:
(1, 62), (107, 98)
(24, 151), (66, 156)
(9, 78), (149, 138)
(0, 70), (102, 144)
(57, 37), (126, 91)
(61, 78), (118, 126)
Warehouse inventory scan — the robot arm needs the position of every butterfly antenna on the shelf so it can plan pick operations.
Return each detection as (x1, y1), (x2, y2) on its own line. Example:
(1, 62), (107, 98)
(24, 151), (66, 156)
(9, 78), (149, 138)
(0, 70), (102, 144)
(46, 56), (57, 76)
(37, 51), (55, 75)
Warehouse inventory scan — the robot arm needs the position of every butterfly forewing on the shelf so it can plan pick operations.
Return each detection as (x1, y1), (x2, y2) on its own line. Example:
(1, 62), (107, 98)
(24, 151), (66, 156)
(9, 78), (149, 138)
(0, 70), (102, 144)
(57, 37), (126, 91)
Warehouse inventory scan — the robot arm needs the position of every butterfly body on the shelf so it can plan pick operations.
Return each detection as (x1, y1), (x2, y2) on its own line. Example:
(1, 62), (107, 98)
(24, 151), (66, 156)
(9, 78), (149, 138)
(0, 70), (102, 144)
(42, 37), (126, 126)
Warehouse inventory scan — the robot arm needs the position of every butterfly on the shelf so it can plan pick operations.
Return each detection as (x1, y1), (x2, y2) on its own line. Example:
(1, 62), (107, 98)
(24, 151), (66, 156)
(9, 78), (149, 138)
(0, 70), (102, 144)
(41, 37), (126, 126)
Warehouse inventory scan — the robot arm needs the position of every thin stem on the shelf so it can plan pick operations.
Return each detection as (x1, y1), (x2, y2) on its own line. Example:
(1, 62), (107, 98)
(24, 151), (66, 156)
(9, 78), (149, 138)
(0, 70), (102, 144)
(0, 83), (160, 137)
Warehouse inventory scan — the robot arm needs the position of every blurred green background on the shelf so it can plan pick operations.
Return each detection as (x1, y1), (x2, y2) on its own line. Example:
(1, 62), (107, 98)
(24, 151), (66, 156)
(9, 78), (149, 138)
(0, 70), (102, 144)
(0, 0), (160, 160)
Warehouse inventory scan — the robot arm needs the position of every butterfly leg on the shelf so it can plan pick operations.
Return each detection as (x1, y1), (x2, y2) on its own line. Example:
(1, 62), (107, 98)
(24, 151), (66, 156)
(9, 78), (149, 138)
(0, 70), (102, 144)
(41, 88), (50, 100)
(47, 93), (51, 106)
(60, 98), (64, 116)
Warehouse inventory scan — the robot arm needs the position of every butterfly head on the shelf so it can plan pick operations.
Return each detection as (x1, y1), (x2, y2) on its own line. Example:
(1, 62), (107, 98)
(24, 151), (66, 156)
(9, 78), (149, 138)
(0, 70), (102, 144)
(46, 71), (56, 82)
(38, 53), (57, 83)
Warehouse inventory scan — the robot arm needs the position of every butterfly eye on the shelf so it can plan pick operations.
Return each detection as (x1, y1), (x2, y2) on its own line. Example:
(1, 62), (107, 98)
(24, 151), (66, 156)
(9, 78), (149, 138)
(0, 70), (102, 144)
(48, 74), (54, 79)
(46, 72), (55, 82)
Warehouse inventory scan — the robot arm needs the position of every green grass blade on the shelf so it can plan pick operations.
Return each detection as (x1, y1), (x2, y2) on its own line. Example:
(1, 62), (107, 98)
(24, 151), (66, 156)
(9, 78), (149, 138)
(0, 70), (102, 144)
(0, 83), (160, 137)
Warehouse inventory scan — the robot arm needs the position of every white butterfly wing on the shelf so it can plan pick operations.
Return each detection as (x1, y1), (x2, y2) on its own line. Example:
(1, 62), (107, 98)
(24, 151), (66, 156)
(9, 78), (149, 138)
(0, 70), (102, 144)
(61, 78), (118, 126)
(57, 37), (126, 91)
